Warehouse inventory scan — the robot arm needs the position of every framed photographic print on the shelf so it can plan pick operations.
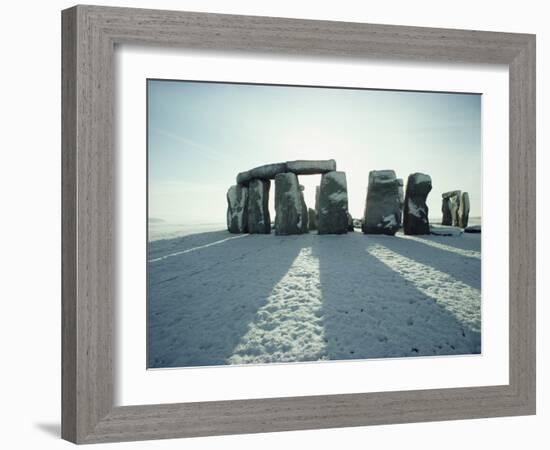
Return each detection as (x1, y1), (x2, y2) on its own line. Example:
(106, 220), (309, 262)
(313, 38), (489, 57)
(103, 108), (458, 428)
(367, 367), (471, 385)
(62, 5), (536, 444)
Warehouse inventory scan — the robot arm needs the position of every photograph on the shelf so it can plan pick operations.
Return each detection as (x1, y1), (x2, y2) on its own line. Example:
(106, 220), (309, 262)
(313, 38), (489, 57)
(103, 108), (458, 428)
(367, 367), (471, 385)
(146, 79), (482, 369)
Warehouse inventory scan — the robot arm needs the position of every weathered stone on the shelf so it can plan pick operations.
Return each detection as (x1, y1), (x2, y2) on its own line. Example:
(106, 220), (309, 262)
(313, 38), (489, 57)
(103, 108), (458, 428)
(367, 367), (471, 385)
(458, 192), (470, 228)
(464, 225), (481, 233)
(247, 179), (271, 234)
(308, 208), (317, 230)
(362, 170), (402, 235)
(226, 185), (248, 233)
(237, 159), (337, 185)
(318, 171), (349, 235)
(299, 185), (309, 234)
(397, 178), (404, 204)
(315, 186), (320, 216)
(441, 197), (452, 225)
(286, 159), (336, 175)
(442, 190), (461, 226)
(236, 162), (287, 185)
(274, 173), (307, 235)
(347, 212), (355, 232)
(403, 173), (432, 235)
(430, 225), (463, 236)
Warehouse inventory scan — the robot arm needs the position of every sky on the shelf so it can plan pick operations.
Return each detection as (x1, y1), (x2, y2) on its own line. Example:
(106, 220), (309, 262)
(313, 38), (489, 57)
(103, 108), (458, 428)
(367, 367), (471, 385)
(148, 79), (481, 224)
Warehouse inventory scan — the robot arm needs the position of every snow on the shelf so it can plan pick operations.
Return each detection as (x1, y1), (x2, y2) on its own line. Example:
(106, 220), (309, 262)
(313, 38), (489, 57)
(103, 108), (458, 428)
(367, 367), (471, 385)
(226, 185), (247, 230)
(326, 171), (347, 188)
(407, 198), (426, 218)
(148, 234), (247, 263)
(375, 178), (397, 184)
(382, 214), (398, 229)
(430, 225), (464, 237)
(412, 173), (432, 184)
(328, 191), (348, 203)
(403, 234), (480, 260)
(228, 247), (326, 364)
(148, 222), (227, 242)
(374, 170), (395, 178)
(148, 229), (481, 368)
(370, 170), (396, 185)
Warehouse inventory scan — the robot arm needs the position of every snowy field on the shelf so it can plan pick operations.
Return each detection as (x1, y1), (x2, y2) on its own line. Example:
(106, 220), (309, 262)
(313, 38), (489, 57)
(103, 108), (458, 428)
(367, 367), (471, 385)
(148, 221), (226, 242)
(147, 225), (481, 368)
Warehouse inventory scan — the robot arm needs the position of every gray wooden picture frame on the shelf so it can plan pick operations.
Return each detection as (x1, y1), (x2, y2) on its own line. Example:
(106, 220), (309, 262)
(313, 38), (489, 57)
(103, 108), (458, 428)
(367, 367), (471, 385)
(61, 4), (536, 444)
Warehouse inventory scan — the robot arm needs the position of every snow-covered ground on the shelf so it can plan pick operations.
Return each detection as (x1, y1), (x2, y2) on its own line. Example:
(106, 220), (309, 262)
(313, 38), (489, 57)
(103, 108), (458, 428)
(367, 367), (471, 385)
(148, 227), (481, 368)
(148, 221), (227, 242)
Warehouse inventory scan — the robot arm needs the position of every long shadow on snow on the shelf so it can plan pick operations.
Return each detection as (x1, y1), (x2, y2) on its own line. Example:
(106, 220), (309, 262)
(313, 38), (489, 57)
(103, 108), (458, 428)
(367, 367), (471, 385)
(312, 234), (480, 361)
(374, 235), (481, 290)
(147, 233), (306, 368)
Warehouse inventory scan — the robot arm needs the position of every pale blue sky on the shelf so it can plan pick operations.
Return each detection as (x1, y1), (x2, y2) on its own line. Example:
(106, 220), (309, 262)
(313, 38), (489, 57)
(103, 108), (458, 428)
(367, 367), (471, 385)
(148, 80), (481, 224)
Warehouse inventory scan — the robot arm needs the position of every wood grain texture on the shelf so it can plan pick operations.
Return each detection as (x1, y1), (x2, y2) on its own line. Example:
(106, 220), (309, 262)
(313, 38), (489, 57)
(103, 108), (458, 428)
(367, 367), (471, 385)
(61, 4), (536, 444)
(61, 6), (77, 443)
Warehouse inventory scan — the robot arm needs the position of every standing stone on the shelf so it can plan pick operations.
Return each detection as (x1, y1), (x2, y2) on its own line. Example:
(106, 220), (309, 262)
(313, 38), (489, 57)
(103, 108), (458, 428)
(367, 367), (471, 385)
(450, 194), (461, 226)
(442, 190), (461, 226)
(403, 173), (432, 235)
(441, 197), (452, 225)
(226, 185), (248, 233)
(318, 171), (349, 235)
(347, 213), (355, 232)
(397, 178), (404, 209)
(362, 170), (402, 235)
(308, 208), (317, 230)
(299, 184), (309, 233)
(274, 173), (307, 235)
(247, 179), (271, 234)
(315, 186), (320, 217)
(458, 192), (470, 228)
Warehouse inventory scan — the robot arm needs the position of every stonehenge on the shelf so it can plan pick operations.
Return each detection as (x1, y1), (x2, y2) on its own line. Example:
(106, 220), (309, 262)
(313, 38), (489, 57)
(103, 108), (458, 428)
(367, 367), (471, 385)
(362, 170), (402, 235)
(318, 171), (350, 235)
(441, 190), (470, 228)
(227, 159), (474, 238)
(228, 159), (347, 235)
(403, 173), (432, 235)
